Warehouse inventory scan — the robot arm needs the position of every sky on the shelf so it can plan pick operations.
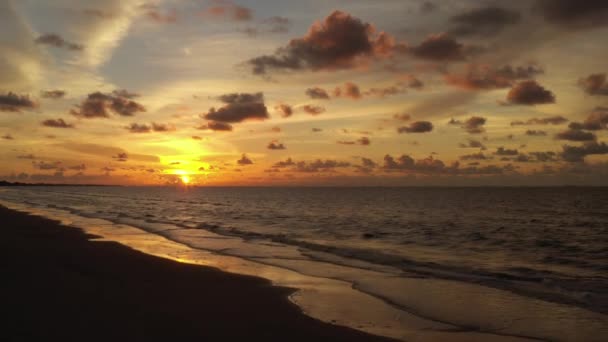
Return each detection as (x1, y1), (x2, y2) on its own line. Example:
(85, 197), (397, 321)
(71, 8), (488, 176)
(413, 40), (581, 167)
(1, 0), (608, 186)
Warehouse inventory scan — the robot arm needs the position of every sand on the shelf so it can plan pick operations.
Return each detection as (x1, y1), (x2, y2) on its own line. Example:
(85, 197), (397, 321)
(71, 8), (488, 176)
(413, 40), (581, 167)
(0, 205), (394, 341)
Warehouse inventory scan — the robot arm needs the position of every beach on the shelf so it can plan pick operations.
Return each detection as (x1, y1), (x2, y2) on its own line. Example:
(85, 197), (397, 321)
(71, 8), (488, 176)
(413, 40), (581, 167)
(1, 205), (392, 341)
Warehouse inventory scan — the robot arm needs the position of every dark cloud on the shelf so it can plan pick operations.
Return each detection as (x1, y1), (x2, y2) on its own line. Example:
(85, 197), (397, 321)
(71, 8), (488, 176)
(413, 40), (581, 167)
(113, 152), (128, 162)
(460, 152), (488, 160)
(2, 134), (14, 140)
(151, 122), (175, 132)
(409, 33), (474, 62)
(302, 105), (325, 115)
(505, 81), (556, 105)
(333, 82), (362, 99)
(192, 136), (202, 140)
(70, 91), (146, 118)
(445, 64), (543, 90)
(112, 89), (139, 99)
(393, 113), (411, 121)
(41, 90), (66, 99)
(449, 7), (521, 36)
(461, 116), (486, 134)
(202, 92), (269, 123)
(67, 164), (86, 171)
(198, 121), (233, 131)
(32, 161), (62, 170)
(246, 11), (396, 74)
(337, 137), (371, 146)
(42, 118), (74, 128)
(35, 33), (83, 51)
(264, 16), (291, 33)
(273, 158), (296, 168)
(568, 107), (608, 130)
(511, 115), (568, 126)
(383, 154), (451, 173)
(312, 128), (323, 132)
(525, 130), (547, 136)
(561, 141), (608, 162)
(420, 1), (437, 14)
(305, 87), (330, 99)
(536, 0), (608, 29)
(555, 129), (596, 141)
(0, 92), (37, 112)
(126, 123), (151, 133)
(578, 73), (608, 96)
(495, 147), (519, 156)
(267, 140), (286, 150)
(529, 151), (558, 162)
(237, 154), (253, 165)
(459, 139), (486, 149)
(203, 2), (252, 21)
(398, 121), (433, 133)
(275, 103), (293, 118)
(17, 154), (36, 159)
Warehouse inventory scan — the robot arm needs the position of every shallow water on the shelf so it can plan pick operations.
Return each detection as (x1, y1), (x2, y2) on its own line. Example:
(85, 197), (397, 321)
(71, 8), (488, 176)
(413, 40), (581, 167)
(1, 186), (607, 341)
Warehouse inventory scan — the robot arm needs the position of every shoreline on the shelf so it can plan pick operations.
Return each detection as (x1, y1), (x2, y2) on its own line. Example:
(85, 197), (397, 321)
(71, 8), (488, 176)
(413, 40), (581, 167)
(0, 205), (393, 341)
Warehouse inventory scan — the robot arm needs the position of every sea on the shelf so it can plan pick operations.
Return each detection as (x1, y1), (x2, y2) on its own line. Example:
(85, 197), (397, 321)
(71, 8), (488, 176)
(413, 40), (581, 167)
(1, 186), (607, 341)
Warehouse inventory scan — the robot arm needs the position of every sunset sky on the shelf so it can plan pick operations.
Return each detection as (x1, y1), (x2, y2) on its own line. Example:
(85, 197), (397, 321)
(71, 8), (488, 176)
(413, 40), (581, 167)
(1, 0), (608, 186)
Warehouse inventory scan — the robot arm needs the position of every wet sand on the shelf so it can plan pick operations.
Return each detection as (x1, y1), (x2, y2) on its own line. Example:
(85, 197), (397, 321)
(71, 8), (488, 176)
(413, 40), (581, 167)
(0, 205), (393, 341)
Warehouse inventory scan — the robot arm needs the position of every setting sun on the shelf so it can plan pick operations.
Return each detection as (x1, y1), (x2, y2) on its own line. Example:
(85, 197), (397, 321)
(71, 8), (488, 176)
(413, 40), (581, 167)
(180, 175), (190, 185)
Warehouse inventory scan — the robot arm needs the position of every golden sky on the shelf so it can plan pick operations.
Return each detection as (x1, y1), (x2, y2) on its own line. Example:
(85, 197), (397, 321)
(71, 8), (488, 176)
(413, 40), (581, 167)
(1, 0), (608, 186)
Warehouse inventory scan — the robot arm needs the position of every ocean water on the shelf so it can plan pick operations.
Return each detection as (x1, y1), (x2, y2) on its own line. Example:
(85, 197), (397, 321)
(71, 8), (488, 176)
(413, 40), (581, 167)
(1, 186), (607, 341)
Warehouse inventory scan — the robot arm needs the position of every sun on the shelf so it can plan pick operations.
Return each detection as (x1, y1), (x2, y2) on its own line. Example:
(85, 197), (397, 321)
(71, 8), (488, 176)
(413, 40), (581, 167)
(180, 175), (191, 185)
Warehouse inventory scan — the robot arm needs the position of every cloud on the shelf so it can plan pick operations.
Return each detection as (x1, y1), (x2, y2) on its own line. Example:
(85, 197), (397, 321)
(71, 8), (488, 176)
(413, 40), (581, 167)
(275, 103), (293, 118)
(333, 82), (362, 99)
(70, 91), (145, 118)
(578, 73), (608, 96)
(561, 141), (608, 162)
(262, 16), (291, 33)
(536, 0), (608, 29)
(0, 92), (37, 112)
(202, 92), (269, 123)
(113, 152), (128, 162)
(246, 11), (396, 74)
(458, 116), (486, 134)
(398, 121), (433, 133)
(2, 134), (14, 140)
(32, 161), (62, 170)
(363, 83), (407, 98)
(17, 154), (36, 159)
(495, 147), (519, 156)
(126, 123), (151, 133)
(445, 64), (543, 90)
(504, 81), (556, 105)
(525, 130), (547, 136)
(67, 164), (86, 171)
(312, 128), (323, 132)
(383, 154), (449, 173)
(302, 105), (325, 115)
(460, 152), (488, 160)
(35, 33), (84, 51)
(58, 142), (159, 163)
(337, 137), (371, 146)
(305, 87), (330, 99)
(267, 140), (286, 150)
(409, 33), (474, 62)
(198, 121), (233, 131)
(511, 115), (568, 126)
(42, 118), (74, 128)
(144, 5), (177, 23)
(555, 129), (596, 141)
(568, 107), (608, 130)
(420, 1), (437, 14)
(459, 139), (486, 149)
(393, 113), (411, 121)
(203, 2), (252, 21)
(449, 7), (521, 36)
(237, 154), (253, 165)
(41, 90), (66, 99)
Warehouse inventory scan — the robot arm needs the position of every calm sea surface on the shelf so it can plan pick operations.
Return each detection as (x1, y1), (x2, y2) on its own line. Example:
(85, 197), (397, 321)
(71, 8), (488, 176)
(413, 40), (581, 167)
(1, 186), (607, 340)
